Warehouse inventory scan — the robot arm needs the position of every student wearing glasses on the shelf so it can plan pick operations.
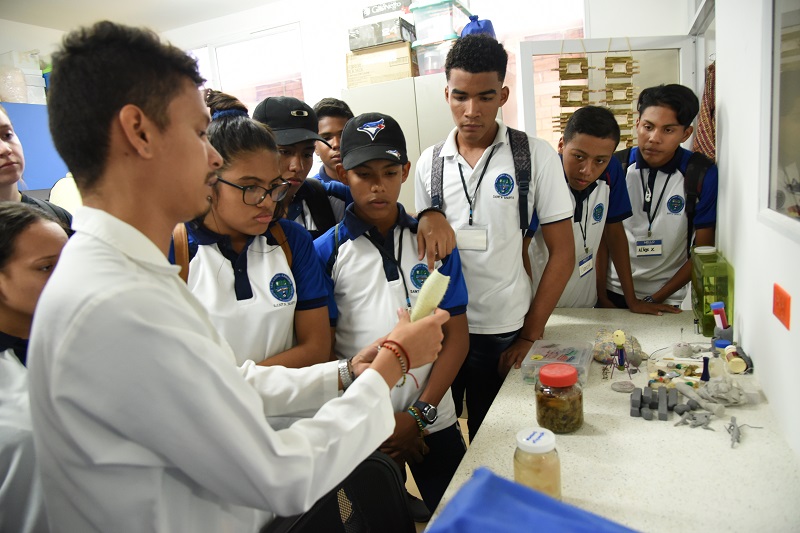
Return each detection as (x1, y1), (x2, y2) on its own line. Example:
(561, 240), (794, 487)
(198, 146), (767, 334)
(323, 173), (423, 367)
(171, 90), (330, 369)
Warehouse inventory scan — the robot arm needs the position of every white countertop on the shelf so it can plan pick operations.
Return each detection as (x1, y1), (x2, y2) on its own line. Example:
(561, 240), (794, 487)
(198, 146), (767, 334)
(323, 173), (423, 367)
(431, 309), (800, 532)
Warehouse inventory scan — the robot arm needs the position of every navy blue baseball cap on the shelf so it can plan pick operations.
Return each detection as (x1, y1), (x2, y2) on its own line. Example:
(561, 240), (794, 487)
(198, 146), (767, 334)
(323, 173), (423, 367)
(341, 112), (408, 170)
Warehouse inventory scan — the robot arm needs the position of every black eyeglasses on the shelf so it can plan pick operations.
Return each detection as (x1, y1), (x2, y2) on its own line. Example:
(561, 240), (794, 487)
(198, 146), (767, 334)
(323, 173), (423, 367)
(216, 176), (291, 206)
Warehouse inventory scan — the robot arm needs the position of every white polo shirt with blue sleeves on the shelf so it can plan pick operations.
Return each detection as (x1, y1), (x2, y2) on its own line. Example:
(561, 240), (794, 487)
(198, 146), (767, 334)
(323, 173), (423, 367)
(184, 219), (328, 365)
(414, 121), (573, 335)
(314, 204), (468, 435)
(529, 156), (632, 308)
(607, 147), (718, 305)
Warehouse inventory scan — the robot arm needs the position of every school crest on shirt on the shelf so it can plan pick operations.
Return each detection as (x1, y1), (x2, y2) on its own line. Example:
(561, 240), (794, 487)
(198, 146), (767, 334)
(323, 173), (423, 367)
(667, 195), (685, 214)
(409, 263), (430, 290)
(270, 273), (295, 303)
(593, 203), (605, 223)
(494, 174), (514, 197)
(357, 119), (385, 141)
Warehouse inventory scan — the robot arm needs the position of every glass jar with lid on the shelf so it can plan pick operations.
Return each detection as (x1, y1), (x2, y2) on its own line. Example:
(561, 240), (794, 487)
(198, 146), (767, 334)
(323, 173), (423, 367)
(513, 427), (561, 499)
(536, 363), (583, 433)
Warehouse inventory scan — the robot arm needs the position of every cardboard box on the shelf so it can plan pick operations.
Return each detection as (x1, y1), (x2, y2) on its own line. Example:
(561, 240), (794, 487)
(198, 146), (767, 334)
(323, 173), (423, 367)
(346, 41), (419, 88)
(349, 17), (416, 51)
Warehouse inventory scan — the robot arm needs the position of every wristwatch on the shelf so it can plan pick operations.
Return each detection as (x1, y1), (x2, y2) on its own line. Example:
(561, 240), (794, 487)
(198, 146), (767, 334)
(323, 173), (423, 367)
(413, 401), (438, 425)
(642, 295), (655, 303)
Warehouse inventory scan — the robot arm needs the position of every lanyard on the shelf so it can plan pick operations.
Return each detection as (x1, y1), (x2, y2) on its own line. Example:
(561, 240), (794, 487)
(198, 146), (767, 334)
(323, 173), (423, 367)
(457, 145), (498, 225)
(640, 168), (673, 236)
(365, 226), (412, 310)
(576, 197), (590, 253)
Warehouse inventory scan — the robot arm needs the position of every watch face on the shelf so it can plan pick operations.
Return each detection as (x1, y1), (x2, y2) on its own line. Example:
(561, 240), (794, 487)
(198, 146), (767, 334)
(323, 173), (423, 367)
(416, 402), (438, 424)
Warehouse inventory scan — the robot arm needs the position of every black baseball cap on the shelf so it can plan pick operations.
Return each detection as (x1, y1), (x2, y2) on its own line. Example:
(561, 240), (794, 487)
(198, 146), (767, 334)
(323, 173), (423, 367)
(341, 112), (408, 170)
(252, 96), (330, 147)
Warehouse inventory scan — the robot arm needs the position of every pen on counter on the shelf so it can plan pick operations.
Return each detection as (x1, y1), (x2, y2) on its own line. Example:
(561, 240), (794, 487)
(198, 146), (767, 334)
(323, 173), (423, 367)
(710, 302), (729, 329)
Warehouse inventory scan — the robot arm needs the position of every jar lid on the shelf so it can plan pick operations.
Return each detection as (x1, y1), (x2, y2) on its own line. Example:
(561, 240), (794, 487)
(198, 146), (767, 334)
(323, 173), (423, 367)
(727, 357), (747, 373)
(539, 363), (578, 387)
(516, 427), (556, 453)
(714, 339), (733, 349)
(694, 246), (716, 254)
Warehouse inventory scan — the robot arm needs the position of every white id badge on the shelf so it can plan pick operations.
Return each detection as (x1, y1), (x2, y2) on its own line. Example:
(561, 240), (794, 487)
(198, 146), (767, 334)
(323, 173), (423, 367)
(456, 224), (488, 251)
(635, 237), (663, 257)
(578, 249), (594, 277)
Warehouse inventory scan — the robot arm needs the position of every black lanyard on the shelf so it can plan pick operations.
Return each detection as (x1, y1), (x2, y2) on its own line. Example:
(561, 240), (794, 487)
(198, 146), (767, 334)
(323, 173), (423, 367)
(576, 197), (590, 253)
(365, 226), (412, 310)
(640, 168), (673, 236)
(457, 145), (498, 225)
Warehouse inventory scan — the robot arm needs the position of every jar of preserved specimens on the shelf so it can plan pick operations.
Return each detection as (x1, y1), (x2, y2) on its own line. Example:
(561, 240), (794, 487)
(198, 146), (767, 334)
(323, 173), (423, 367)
(513, 427), (561, 499)
(536, 363), (583, 433)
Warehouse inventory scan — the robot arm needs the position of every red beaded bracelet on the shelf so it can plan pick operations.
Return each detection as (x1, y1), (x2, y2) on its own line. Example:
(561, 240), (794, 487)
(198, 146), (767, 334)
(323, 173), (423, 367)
(381, 342), (407, 374)
(383, 339), (411, 369)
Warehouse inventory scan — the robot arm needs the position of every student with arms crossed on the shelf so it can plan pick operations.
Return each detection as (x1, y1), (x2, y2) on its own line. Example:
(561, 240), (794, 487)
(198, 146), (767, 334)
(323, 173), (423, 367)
(27, 21), (449, 533)
(172, 89), (330, 369)
(315, 112), (469, 517)
(527, 105), (678, 315)
(415, 34), (575, 440)
(602, 84), (718, 308)
(0, 202), (69, 533)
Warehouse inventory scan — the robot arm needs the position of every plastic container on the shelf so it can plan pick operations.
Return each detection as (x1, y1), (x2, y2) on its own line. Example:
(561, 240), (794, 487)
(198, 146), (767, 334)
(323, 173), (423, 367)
(521, 340), (593, 386)
(691, 246), (734, 337)
(513, 427), (561, 499)
(412, 37), (456, 75)
(410, 0), (471, 43)
(536, 364), (583, 434)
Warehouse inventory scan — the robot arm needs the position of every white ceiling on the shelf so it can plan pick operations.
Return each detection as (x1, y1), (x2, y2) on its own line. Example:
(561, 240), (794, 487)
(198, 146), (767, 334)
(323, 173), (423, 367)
(0, 0), (277, 33)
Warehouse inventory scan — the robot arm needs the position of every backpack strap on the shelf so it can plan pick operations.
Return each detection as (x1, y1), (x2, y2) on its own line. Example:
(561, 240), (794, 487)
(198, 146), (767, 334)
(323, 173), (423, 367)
(24, 195), (71, 227)
(325, 221), (344, 277)
(613, 147), (633, 170)
(430, 140), (447, 209)
(303, 178), (337, 238)
(268, 222), (293, 269)
(507, 127), (532, 231)
(172, 223), (190, 283)
(683, 151), (713, 254)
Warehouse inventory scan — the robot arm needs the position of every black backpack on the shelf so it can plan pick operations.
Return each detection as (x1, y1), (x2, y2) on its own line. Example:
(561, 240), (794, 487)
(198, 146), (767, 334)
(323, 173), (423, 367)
(302, 178), (338, 239)
(614, 147), (713, 254)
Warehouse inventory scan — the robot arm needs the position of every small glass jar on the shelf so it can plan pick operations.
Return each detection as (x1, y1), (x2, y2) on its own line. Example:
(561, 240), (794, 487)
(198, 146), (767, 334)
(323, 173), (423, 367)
(513, 427), (561, 499)
(536, 363), (583, 434)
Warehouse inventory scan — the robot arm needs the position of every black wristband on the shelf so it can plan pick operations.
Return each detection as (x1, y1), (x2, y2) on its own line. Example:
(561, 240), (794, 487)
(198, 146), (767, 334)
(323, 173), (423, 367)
(416, 206), (446, 219)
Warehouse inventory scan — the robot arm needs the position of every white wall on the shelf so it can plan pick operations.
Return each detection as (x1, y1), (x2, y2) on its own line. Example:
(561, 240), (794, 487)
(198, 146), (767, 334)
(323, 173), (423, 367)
(584, 0), (689, 38)
(0, 19), (65, 65)
(716, 0), (800, 455)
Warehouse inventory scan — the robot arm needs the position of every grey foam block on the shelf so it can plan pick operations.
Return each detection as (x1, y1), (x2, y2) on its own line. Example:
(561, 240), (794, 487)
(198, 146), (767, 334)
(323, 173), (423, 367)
(630, 406), (642, 417)
(674, 404), (689, 415)
(658, 387), (668, 421)
(631, 388), (642, 409)
(687, 399), (701, 410)
(641, 407), (654, 420)
(642, 387), (652, 407)
(668, 388), (678, 411)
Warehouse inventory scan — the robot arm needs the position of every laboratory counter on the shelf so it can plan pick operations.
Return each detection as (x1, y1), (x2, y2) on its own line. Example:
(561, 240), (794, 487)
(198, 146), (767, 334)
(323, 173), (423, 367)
(431, 309), (800, 532)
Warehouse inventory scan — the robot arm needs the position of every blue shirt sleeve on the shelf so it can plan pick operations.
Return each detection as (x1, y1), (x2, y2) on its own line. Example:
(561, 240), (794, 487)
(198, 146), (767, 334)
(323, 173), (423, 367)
(322, 179), (353, 206)
(693, 163), (718, 229)
(312, 225), (339, 326)
(605, 157), (633, 224)
(280, 219), (329, 311)
(437, 246), (468, 317)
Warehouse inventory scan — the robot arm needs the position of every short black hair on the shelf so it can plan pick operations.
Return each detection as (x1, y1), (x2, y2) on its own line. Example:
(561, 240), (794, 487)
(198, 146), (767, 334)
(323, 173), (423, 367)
(313, 98), (354, 121)
(48, 21), (204, 192)
(445, 34), (508, 82)
(563, 106), (621, 145)
(637, 84), (700, 128)
(0, 202), (62, 270)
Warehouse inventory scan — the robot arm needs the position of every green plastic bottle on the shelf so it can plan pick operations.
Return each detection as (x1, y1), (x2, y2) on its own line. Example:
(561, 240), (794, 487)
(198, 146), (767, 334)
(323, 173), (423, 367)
(691, 246), (734, 337)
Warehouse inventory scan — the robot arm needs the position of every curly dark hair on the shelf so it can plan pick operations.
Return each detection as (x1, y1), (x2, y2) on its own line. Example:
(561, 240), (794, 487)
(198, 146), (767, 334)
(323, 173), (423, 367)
(637, 84), (700, 128)
(445, 34), (508, 82)
(48, 21), (204, 192)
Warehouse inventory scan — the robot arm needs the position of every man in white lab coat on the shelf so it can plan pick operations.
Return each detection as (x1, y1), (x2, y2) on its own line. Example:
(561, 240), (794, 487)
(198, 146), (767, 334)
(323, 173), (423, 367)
(27, 20), (448, 533)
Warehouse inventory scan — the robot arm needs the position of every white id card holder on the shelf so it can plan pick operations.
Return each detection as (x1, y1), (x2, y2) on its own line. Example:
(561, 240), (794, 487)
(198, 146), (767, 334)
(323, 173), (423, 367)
(456, 224), (488, 251)
(578, 248), (594, 277)
(635, 237), (663, 257)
